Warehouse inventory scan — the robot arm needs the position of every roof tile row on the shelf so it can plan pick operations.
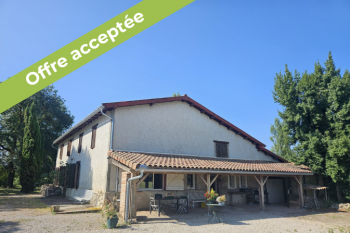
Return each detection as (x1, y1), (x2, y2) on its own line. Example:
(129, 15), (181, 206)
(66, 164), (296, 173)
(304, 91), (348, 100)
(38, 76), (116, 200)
(108, 151), (312, 174)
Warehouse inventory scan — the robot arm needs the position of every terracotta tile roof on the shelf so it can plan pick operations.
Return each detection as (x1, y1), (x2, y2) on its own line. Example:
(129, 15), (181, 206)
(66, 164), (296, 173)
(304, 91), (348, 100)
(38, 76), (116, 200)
(108, 151), (312, 174)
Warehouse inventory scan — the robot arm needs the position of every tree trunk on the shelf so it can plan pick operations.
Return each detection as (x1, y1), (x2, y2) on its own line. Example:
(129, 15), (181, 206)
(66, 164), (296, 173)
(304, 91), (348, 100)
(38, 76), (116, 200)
(6, 161), (15, 188)
(335, 185), (343, 202)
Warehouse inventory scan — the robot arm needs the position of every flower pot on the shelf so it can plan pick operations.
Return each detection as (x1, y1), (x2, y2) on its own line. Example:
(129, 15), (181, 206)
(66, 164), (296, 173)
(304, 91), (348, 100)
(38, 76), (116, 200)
(218, 202), (225, 206)
(106, 216), (119, 229)
(207, 200), (216, 204)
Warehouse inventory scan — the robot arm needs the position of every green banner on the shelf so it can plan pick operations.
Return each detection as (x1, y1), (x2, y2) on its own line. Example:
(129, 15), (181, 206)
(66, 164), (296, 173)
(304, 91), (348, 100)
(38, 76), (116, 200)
(0, 0), (194, 113)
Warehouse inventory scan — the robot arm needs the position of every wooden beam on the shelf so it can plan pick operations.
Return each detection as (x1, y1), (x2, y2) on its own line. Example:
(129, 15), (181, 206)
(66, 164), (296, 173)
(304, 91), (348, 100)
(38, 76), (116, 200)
(297, 176), (304, 208)
(206, 174), (210, 192)
(254, 175), (261, 186)
(259, 176), (265, 210)
(262, 176), (269, 186)
(210, 174), (219, 186)
(109, 159), (132, 173)
(199, 175), (208, 186)
(136, 174), (149, 186)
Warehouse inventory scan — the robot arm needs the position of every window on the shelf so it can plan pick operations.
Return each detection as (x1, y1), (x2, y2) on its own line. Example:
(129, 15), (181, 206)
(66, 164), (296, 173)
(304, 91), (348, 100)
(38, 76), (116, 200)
(187, 174), (195, 189)
(91, 124), (98, 149)
(138, 174), (163, 190)
(228, 175), (237, 189)
(166, 174), (184, 190)
(239, 175), (247, 188)
(214, 140), (229, 158)
(78, 133), (83, 153)
(67, 139), (72, 157)
(59, 144), (64, 160)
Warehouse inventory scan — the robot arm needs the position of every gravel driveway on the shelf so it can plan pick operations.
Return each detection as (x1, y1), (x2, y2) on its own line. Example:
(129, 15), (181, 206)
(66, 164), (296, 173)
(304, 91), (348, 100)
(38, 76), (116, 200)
(1, 195), (349, 233)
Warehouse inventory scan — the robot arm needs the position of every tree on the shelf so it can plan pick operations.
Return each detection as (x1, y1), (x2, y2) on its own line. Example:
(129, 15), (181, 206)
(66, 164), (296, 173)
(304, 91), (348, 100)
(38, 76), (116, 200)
(270, 117), (295, 161)
(272, 52), (350, 200)
(0, 85), (74, 187)
(20, 102), (43, 193)
(172, 92), (181, 97)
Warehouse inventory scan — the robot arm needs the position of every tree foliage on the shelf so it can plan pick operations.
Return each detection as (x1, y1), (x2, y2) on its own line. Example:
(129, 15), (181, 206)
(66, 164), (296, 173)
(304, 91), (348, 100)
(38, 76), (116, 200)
(20, 102), (43, 193)
(272, 52), (350, 199)
(0, 85), (74, 187)
(270, 117), (295, 161)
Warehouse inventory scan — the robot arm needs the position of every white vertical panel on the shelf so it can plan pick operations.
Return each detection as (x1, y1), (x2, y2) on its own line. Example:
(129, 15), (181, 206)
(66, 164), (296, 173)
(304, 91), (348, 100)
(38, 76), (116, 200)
(166, 174), (184, 190)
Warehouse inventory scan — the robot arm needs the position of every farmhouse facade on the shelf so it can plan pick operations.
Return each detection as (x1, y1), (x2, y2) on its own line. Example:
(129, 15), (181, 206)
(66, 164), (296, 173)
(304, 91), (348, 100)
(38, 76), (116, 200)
(53, 95), (312, 220)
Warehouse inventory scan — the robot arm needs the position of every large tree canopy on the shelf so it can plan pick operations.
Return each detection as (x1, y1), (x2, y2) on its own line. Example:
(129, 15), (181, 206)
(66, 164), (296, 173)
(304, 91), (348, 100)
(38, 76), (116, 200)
(272, 52), (350, 199)
(0, 85), (74, 187)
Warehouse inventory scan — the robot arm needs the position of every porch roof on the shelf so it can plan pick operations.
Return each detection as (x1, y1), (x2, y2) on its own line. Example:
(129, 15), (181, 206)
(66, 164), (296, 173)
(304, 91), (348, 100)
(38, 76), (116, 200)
(108, 151), (312, 175)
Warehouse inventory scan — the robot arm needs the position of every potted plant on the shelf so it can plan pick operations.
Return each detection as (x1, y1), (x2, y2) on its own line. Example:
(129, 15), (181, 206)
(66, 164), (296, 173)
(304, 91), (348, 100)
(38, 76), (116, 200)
(102, 199), (119, 229)
(204, 188), (219, 204)
(216, 195), (226, 205)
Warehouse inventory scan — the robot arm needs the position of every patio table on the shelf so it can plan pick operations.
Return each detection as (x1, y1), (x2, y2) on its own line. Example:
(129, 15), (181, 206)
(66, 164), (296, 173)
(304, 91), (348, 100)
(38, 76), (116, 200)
(206, 204), (225, 224)
(155, 197), (189, 216)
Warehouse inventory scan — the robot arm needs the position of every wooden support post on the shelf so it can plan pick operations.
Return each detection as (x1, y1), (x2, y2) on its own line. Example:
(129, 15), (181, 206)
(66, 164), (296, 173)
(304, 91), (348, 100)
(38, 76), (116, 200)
(293, 176), (304, 208)
(206, 174), (211, 192)
(298, 176), (304, 208)
(260, 176), (265, 210)
(254, 175), (268, 210)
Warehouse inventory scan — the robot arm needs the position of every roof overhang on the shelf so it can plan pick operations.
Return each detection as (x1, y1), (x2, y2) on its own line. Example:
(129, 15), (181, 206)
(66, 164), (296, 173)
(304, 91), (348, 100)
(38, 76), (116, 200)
(133, 168), (313, 176)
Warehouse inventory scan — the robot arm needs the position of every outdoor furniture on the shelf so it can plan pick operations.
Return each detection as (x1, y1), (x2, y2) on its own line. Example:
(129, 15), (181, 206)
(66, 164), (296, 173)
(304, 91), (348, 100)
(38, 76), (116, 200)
(177, 196), (188, 213)
(72, 190), (94, 205)
(155, 196), (189, 216)
(188, 192), (206, 209)
(206, 203), (225, 224)
(149, 197), (160, 214)
(303, 184), (328, 209)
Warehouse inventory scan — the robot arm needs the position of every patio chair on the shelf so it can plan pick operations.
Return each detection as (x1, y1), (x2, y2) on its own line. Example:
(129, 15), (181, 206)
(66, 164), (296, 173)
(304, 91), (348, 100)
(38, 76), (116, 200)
(177, 196), (188, 213)
(149, 197), (160, 214)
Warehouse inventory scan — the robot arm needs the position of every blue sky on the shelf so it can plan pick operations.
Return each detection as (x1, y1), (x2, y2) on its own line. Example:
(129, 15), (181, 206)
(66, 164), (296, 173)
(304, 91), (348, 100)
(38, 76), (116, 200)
(1, 0), (349, 149)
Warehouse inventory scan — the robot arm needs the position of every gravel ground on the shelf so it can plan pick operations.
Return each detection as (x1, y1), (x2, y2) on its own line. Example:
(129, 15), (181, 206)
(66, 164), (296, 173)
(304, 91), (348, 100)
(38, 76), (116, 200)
(1, 196), (349, 233)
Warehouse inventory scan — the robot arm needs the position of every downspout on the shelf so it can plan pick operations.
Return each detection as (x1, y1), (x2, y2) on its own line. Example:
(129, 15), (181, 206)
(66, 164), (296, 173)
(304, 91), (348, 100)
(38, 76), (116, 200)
(101, 107), (114, 193)
(125, 165), (148, 223)
(100, 107), (114, 150)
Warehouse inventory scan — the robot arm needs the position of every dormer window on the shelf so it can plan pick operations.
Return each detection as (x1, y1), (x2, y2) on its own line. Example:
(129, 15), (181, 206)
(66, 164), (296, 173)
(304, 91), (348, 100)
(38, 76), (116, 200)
(214, 140), (229, 158)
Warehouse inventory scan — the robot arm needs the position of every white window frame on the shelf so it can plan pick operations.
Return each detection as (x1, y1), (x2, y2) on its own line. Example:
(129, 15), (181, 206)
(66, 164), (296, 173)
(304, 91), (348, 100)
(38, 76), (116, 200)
(186, 174), (195, 189)
(137, 173), (164, 191)
(228, 175), (237, 189)
(239, 175), (248, 188)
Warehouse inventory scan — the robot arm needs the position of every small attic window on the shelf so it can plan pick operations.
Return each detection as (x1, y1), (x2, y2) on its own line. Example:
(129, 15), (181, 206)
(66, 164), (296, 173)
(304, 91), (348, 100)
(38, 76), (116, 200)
(214, 140), (229, 158)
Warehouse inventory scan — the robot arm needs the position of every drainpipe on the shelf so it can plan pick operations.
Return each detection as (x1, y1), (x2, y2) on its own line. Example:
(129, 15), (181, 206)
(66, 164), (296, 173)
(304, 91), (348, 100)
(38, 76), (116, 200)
(100, 107), (114, 150)
(125, 165), (148, 223)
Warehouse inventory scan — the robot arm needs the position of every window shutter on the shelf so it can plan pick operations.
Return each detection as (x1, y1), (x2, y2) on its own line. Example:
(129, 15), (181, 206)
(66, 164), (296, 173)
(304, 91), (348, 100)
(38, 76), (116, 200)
(78, 133), (83, 153)
(67, 164), (76, 188)
(67, 140), (72, 157)
(91, 124), (98, 149)
(74, 161), (81, 189)
(58, 166), (66, 186)
(215, 141), (228, 158)
(166, 174), (184, 190)
(59, 145), (64, 160)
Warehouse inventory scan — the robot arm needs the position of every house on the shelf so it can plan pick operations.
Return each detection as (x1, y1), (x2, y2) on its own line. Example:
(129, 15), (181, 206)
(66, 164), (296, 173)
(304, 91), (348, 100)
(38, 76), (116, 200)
(53, 95), (312, 221)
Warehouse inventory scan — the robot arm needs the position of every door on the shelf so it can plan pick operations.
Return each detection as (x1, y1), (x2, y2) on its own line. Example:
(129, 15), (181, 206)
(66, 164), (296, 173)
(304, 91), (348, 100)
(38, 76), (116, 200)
(266, 178), (284, 203)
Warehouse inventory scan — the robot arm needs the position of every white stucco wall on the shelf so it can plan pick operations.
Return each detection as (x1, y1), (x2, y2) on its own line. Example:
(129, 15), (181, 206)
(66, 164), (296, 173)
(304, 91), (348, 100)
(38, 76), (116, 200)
(55, 112), (112, 197)
(112, 101), (274, 161)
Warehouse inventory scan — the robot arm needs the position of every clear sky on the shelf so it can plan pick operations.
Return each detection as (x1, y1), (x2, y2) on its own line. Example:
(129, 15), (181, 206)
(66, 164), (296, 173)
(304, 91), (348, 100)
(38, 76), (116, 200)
(1, 0), (349, 150)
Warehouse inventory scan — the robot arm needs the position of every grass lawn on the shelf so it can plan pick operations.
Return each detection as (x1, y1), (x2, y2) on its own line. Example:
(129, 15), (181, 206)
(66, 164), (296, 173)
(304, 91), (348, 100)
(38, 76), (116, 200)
(0, 196), (48, 209)
(0, 187), (40, 196)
